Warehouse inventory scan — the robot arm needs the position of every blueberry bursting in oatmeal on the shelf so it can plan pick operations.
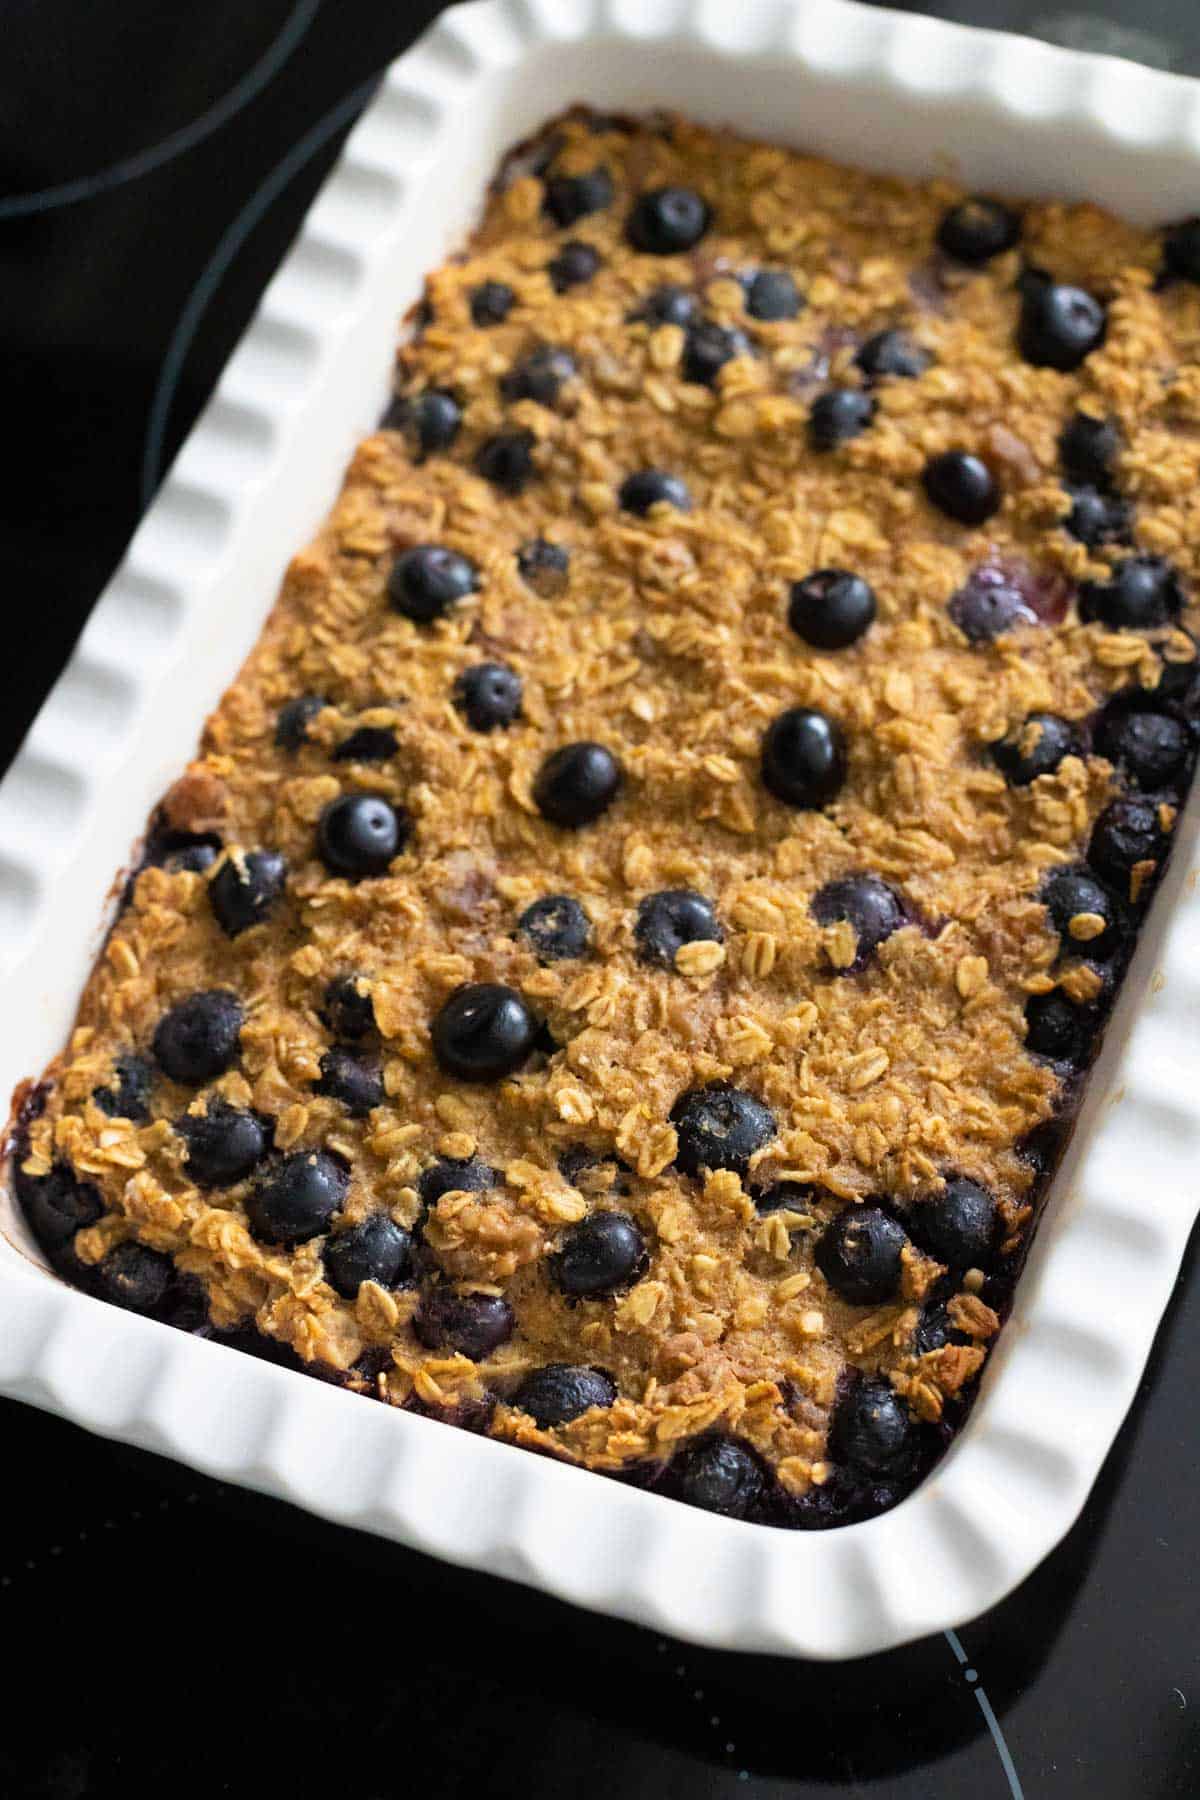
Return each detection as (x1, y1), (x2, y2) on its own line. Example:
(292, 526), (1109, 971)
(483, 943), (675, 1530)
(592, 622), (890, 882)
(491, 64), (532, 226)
(11, 111), (1200, 1528)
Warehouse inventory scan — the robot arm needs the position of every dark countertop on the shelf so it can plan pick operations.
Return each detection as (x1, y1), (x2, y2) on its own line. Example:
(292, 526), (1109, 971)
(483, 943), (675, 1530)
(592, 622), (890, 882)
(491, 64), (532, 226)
(2, 5), (1197, 1795)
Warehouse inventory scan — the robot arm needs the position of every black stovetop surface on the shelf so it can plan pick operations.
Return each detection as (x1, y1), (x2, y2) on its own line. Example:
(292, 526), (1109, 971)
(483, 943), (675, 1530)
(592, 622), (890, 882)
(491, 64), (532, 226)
(2, 5), (1198, 1794)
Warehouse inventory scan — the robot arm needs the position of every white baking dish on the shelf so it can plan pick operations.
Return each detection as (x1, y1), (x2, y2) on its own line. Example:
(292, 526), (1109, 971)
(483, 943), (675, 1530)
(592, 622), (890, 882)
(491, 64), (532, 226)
(3, 0), (1200, 1661)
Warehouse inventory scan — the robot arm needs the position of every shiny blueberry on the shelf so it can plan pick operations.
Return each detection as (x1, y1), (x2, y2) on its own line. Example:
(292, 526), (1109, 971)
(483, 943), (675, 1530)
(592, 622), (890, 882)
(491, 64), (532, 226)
(245, 1150), (348, 1245)
(316, 793), (406, 879)
(1163, 217), (1200, 283)
(14, 1160), (102, 1256)
(501, 344), (577, 408)
(670, 1083), (776, 1178)
(1088, 796), (1169, 891)
(322, 974), (375, 1040)
(517, 537), (570, 597)
(387, 544), (479, 623)
(417, 1155), (496, 1209)
(413, 1286), (515, 1359)
(908, 1177), (999, 1271)
(153, 990), (243, 1084)
(518, 894), (592, 963)
(787, 568), (876, 650)
(384, 388), (462, 458)
(553, 1210), (646, 1296)
(1079, 556), (1183, 630)
(475, 429), (536, 494)
(93, 1053), (154, 1123)
(548, 240), (602, 292)
(637, 284), (699, 327)
(208, 849), (287, 938)
(431, 983), (539, 1082)
(323, 1215), (413, 1298)
(808, 388), (875, 451)
(178, 1100), (267, 1188)
(761, 706), (847, 809)
(812, 874), (906, 966)
(1042, 866), (1122, 960)
(1018, 282), (1106, 370)
(745, 269), (802, 321)
(1024, 991), (1095, 1064)
(454, 662), (523, 733)
(470, 280), (514, 326)
(991, 712), (1079, 786)
(856, 330), (932, 382)
(1063, 483), (1130, 548)
(634, 889), (723, 968)
(674, 1436), (764, 1519)
(681, 321), (752, 387)
(831, 1377), (915, 1476)
(533, 742), (622, 827)
(618, 468), (692, 515)
(937, 196), (1021, 264)
(156, 834), (221, 875)
(922, 450), (1000, 527)
(543, 164), (614, 227)
(275, 693), (325, 751)
(511, 1363), (617, 1427)
(1059, 411), (1121, 488)
(315, 1046), (384, 1117)
(627, 186), (711, 254)
(1094, 704), (1190, 790)
(815, 1205), (907, 1304)
(913, 1302), (971, 1358)
(94, 1241), (173, 1313)
(333, 726), (397, 764)
(948, 563), (1039, 643)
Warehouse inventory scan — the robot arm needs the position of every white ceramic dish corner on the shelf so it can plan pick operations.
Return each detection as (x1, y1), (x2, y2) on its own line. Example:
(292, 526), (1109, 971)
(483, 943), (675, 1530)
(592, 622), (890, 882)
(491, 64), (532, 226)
(3, 0), (1200, 1661)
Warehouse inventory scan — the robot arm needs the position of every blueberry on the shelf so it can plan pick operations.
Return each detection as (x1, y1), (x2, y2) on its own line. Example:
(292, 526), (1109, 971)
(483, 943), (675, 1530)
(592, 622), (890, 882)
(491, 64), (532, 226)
(811, 874), (906, 965)
(745, 269), (802, 321)
(1059, 411), (1121, 488)
(543, 165), (614, 227)
(755, 1180), (814, 1216)
(991, 712), (1079, 785)
(1163, 217), (1200, 283)
(1018, 282), (1106, 370)
(618, 468), (692, 515)
(323, 1215), (413, 1298)
(1063, 483), (1130, 548)
(156, 835), (221, 875)
(14, 1160), (102, 1255)
(384, 388), (462, 458)
(1094, 704), (1190, 790)
(518, 894), (592, 963)
(501, 344), (577, 408)
(908, 1177), (999, 1270)
(315, 1046), (384, 1117)
(387, 544), (479, 623)
(761, 706), (847, 808)
(552, 1210), (646, 1296)
(1088, 795), (1169, 891)
(454, 662), (523, 732)
(317, 794), (407, 878)
(511, 1363), (617, 1427)
(1041, 866), (1122, 960)
(533, 742), (623, 827)
(855, 330), (933, 382)
(322, 974), (375, 1040)
(517, 538), (570, 596)
(674, 1436), (764, 1519)
(937, 196), (1021, 264)
(1024, 991), (1095, 1064)
(815, 1205), (907, 1304)
(275, 694), (326, 751)
(627, 186), (711, 254)
(948, 564), (1039, 643)
(178, 1100), (268, 1187)
(670, 1083), (776, 1178)
(548, 240), (602, 292)
(245, 1150), (348, 1245)
(333, 726), (397, 764)
(417, 1155), (496, 1209)
(913, 1303), (971, 1357)
(208, 849), (287, 937)
(830, 1377), (915, 1476)
(431, 983), (539, 1081)
(681, 321), (752, 388)
(413, 1286), (515, 1359)
(634, 889), (722, 967)
(1078, 556), (1183, 630)
(637, 285), (699, 327)
(94, 1241), (173, 1313)
(787, 568), (876, 650)
(922, 450), (1001, 527)
(808, 388), (875, 451)
(93, 1053), (154, 1123)
(470, 280), (514, 326)
(475, 429), (536, 494)
(153, 991), (243, 1084)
